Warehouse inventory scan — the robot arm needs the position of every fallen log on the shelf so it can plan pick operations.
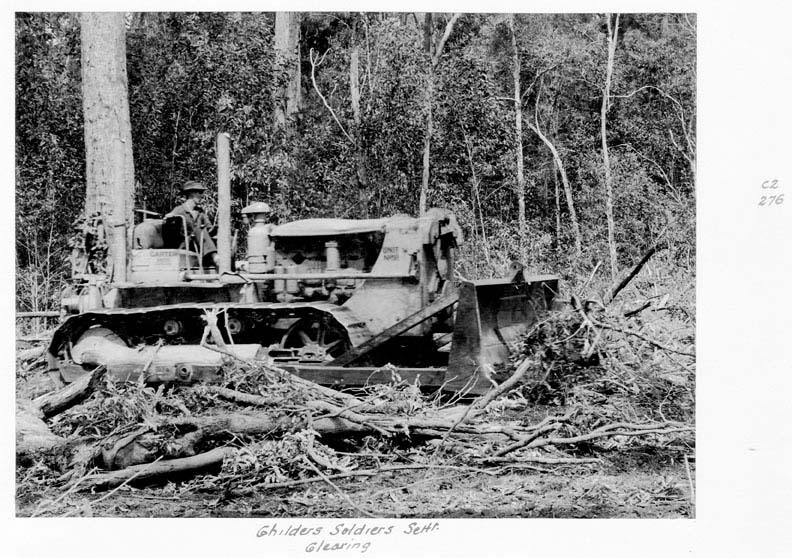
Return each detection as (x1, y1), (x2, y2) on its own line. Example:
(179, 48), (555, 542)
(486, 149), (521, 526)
(154, 405), (537, 451)
(33, 366), (105, 418)
(307, 400), (392, 436)
(59, 408), (694, 491)
(160, 411), (370, 438)
(217, 355), (571, 439)
(94, 408), (375, 471)
(79, 447), (235, 491)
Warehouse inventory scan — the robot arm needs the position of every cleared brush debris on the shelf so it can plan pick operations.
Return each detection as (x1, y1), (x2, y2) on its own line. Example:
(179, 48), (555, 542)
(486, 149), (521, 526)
(17, 274), (694, 517)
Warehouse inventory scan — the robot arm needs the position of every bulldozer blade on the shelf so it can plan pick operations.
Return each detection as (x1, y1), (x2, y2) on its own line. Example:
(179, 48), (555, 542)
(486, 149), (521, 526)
(445, 275), (558, 394)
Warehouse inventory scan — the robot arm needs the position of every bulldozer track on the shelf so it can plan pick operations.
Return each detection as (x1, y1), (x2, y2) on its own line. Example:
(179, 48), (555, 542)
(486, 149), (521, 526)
(49, 301), (376, 361)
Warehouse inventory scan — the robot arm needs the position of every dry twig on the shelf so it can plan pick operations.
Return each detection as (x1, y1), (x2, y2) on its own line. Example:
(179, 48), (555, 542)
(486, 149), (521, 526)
(302, 456), (375, 518)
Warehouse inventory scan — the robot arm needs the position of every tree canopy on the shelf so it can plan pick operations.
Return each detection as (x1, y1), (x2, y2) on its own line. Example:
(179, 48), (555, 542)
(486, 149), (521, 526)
(15, 12), (695, 310)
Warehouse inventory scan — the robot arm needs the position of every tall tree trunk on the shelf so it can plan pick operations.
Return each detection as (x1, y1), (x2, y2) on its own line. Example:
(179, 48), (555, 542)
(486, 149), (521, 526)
(419, 13), (434, 216)
(419, 13), (460, 216)
(419, 80), (433, 215)
(553, 167), (561, 247)
(509, 15), (527, 261)
(463, 130), (491, 267)
(601, 13), (620, 281)
(350, 45), (361, 128)
(273, 12), (302, 130)
(81, 12), (135, 283)
(350, 41), (369, 216)
(528, 82), (582, 258)
(422, 13), (433, 55)
(531, 125), (582, 258)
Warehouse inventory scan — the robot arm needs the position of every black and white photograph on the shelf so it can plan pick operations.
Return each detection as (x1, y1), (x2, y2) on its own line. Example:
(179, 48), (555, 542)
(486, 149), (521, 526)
(8, 3), (792, 556)
(14, 10), (697, 520)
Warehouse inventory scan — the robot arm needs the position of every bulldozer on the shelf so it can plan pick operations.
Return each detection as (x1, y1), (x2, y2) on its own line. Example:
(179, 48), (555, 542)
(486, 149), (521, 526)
(47, 134), (559, 394)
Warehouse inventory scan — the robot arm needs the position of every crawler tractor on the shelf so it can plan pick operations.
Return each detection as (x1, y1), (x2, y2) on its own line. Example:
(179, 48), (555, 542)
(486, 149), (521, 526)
(48, 135), (558, 394)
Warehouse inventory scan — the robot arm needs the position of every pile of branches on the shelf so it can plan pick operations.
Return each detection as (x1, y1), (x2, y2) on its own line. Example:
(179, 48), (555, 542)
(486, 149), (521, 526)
(513, 296), (694, 422)
(16, 245), (694, 511)
(17, 356), (692, 504)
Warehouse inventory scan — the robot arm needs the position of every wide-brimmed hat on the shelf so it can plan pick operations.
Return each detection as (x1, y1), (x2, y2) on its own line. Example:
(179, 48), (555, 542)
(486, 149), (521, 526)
(181, 180), (207, 193)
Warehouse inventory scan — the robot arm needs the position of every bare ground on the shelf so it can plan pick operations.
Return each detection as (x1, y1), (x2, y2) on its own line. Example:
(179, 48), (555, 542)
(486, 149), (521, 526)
(17, 446), (694, 518)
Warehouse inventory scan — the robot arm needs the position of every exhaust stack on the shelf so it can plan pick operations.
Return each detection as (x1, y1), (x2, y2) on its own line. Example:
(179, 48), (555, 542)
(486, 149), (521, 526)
(216, 132), (232, 274)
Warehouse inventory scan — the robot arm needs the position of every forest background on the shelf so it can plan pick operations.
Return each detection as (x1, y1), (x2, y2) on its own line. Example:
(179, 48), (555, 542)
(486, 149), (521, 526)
(10, 5), (792, 554)
(15, 12), (695, 312)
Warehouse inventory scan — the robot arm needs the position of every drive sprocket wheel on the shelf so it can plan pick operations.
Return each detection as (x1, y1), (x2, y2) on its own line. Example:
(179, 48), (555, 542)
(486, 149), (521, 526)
(280, 316), (351, 362)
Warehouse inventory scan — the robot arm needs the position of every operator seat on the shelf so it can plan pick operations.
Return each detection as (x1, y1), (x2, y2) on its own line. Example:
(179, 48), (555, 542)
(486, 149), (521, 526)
(162, 215), (190, 249)
(133, 219), (164, 249)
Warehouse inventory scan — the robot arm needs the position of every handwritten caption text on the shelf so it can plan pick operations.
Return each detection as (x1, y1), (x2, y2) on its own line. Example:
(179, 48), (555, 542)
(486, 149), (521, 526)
(256, 521), (441, 554)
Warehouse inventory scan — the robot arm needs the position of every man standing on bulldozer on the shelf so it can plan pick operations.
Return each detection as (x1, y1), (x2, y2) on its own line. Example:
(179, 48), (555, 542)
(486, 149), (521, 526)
(165, 180), (218, 268)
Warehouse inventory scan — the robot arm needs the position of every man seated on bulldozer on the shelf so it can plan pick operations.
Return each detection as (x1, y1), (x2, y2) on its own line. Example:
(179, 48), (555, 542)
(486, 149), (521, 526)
(165, 180), (218, 268)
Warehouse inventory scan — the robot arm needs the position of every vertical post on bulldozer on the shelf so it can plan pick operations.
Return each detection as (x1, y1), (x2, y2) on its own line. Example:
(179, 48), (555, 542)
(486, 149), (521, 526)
(112, 193), (127, 284)
(216, 132), (232, 274)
